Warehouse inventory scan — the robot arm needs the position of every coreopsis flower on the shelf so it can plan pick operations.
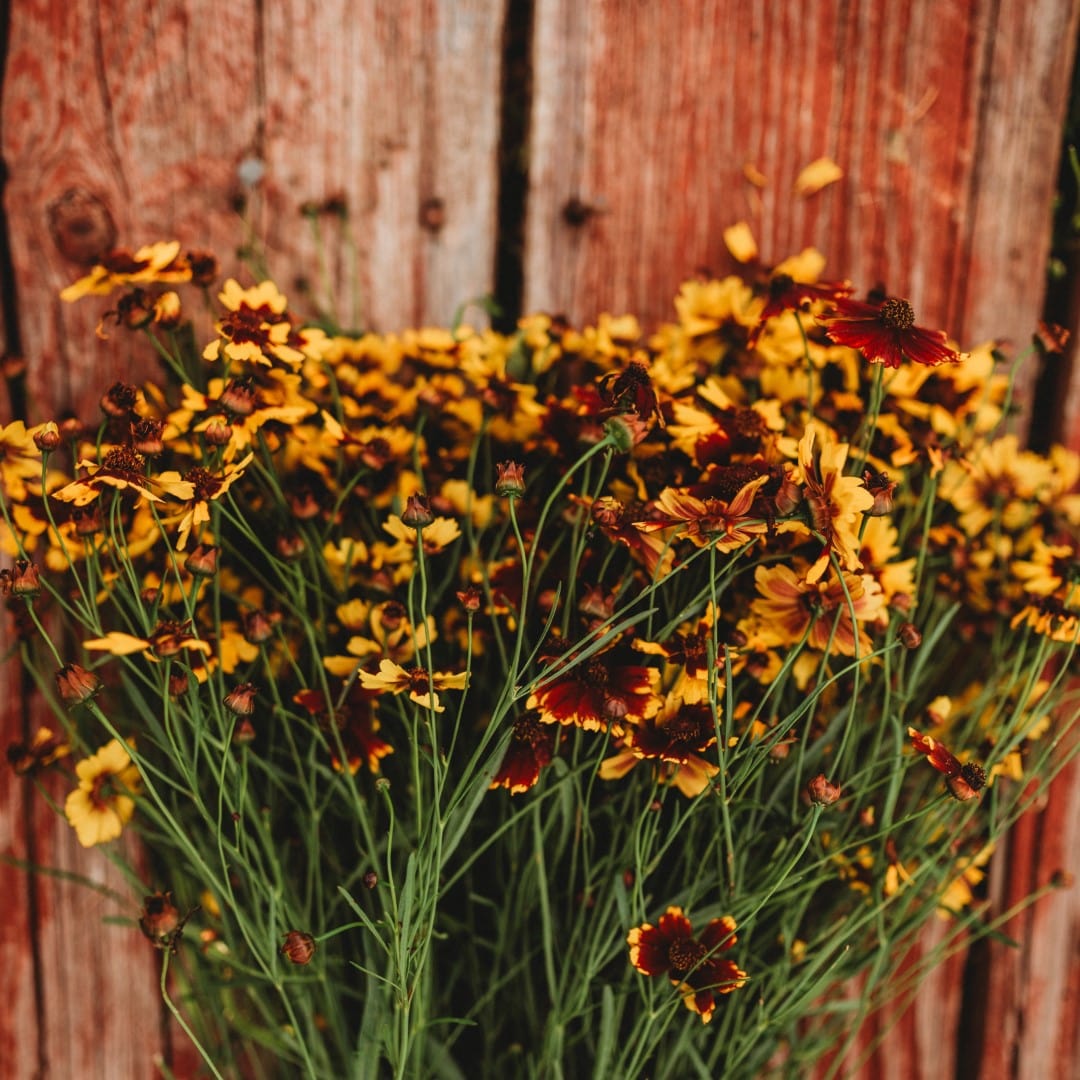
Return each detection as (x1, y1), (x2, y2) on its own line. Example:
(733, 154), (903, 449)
(939, 435), (1056, 537)
(597, 359), (663, 423)
(792, 427), (874, 584)
(747, 272), (854, 348)
(908, 728), (987, 801)
(528, 644), (660, 734)
(821, 296), (963, 368)
(1, 420), (47, 501)
(490, 712), (558, 794)
(52, 446), (193, 507)
(751, 563), (885, 657)
(170, 452), (255, 550)
(202, 279), (307, 369)
(358, 658), (468, 714)
(636, 474), (770, 553)
(627, 907), (747, 1023)
(599, 695), (719, 797)
(64, 738), (142, 847)
(323, 600), (433, 677)
(580, 495), (676, 577)
(632, 609), (724, 704)
(60, 241), (193, 302)
(1010, 593), (1080, 643)
(382, 512), (461, 558)
(84, 620), (213, 661)
(6, 726), (70, 775)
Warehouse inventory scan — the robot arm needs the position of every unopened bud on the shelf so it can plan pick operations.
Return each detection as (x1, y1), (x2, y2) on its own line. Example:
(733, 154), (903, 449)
(807, 774), (842, 806)
(898, 622), (922, 649)
(281, 930), (316, 965)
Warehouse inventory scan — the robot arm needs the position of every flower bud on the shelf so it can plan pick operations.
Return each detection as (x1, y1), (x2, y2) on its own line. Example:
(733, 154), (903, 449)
(862, 469), (897, 517)
(243, 609), (276, 644)
(898, 622), (922, 649)
(281, 930), (316, 965)
(184, 544), (220, 578)
(603, 411), (651, 452)
(33, 422), (61, 452)
(401, 493), (434, 528)
(456, 585), (483, 613)
(807, 774), (842, 806)
(55, 663), (102, 706)
(9, 560), (41, 597)
(203, 421), (233, 446)
(223, 683), (258, 716)
(494, 460), (526, 497)
(139, 891), (182, 950)
(363, 870), (378, 890)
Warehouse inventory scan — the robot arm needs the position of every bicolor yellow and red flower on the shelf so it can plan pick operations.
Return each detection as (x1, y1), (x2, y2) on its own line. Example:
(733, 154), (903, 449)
(627, 906), (747, 1023)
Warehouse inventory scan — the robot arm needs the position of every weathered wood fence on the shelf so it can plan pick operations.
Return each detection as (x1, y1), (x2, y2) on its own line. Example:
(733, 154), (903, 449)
(2, 2), (1080, 1076)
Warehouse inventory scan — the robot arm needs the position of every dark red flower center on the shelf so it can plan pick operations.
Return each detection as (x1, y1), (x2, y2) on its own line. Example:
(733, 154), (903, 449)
(668, 937), (706, 978)
(582, 660), (610, 687)
(185, 466), (224, 500)
(101, 446), (147, 479)
(880, 298), (915, 330)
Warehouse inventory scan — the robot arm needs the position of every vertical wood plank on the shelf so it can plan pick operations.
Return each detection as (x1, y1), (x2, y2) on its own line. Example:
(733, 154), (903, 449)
(525, 0), (1080, 414)
(1, 0), (505, 424)
(1, 2), (506, 1075)
(0, 667), (40, 1079)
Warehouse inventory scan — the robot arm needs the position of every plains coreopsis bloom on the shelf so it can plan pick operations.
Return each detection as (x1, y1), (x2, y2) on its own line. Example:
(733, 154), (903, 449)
(171, 452), (255, 550)
(908, 727), (987, 801)
(627, 906), (747, 1023)
(528, 645), (659, 734)
(202, 280), (308, 369)
(794, 427), (875, 584)
(490, 712), (558, 794)
(637, 474), (770, 553)
(821, 296), (962, 368)
(64, 738), (142, 847)
(59, 241), (195, 302)
(751, 563), (884, 657)
(747, 272), (854, 347)
(358, 658), (467, 714)
(599, 695), (719, 797)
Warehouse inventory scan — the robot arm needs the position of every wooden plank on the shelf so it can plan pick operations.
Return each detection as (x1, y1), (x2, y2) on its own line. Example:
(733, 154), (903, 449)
(0, 668), (40, 1079)
(0, 2), (506, 1075)
(525, 0), (1080, 420)
(1, 0), (505, 424)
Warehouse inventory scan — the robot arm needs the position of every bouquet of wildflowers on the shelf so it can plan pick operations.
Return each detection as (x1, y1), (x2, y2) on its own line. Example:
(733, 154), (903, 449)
(2, 241), (1078, 1078)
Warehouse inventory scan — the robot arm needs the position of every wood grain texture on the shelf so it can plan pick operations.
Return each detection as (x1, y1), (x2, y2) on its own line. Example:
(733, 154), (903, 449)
(1, 0), (505, 424)
(525, 0), (1080, 418)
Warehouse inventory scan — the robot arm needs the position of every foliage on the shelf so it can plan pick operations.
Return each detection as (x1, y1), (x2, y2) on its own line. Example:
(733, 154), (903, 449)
(2, 241), (1078, 1079)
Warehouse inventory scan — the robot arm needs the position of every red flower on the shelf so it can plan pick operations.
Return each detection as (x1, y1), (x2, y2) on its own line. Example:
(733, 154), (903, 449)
(821, 296), (962, 368)
(627, 906), (747, 1023)
(747, 273), (854, 347)
(490, 712), (557, 794)
(527, 644), (659, 734)
(908, 727), (987, 801)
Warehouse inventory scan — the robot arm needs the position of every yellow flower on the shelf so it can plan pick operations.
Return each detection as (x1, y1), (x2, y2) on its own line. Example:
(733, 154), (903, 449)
(64, 739), (141, 847)
(60, 241), (191, 302)
(358, 658), (468, 713)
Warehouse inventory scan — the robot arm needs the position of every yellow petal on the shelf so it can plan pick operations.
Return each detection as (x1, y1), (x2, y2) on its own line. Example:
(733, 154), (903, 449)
(723, 222), (758, 263)
(794, 158), (843, 196)
(83, 631), (151, 655)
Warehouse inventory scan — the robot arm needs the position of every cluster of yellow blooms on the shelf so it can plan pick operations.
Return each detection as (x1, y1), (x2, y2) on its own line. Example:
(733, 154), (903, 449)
(1, 240), (1077, 1031)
